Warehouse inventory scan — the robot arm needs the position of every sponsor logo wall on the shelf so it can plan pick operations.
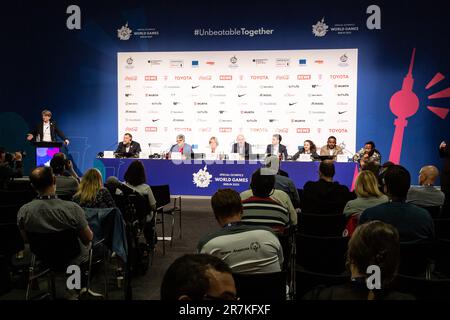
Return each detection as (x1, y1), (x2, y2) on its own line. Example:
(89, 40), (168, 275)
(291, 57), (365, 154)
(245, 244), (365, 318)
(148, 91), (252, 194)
(118, 49), (357, 154)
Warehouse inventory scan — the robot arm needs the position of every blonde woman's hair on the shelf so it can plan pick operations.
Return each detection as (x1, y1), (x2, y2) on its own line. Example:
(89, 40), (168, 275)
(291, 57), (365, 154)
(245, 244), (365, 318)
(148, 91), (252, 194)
(355, 170), (383, 198)
(75, 168), (103, 205)
(209, 136), (219, 146)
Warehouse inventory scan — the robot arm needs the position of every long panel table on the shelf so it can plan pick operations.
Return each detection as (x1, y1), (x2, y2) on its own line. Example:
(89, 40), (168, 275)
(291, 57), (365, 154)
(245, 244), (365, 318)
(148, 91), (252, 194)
(94, 159), (358, 196)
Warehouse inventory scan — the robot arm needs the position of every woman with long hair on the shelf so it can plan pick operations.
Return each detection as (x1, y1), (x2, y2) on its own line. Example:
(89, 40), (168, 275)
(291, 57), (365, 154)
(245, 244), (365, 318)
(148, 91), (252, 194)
(73, 168), (115, 208)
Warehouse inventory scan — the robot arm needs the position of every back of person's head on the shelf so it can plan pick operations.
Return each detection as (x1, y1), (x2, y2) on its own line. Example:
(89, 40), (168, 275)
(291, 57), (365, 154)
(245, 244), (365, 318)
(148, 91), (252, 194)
(75, 168), (103, 204)
(211, 189), (243, 222)
(383, 165), (410, 199)
(362, 162), (380, 177)
(161, 254), (235, 300)
(355, 170), (384, 198)
(347, 221), (400, 291)
(319, 160), (335, 179)
(30, 166), (55, 193)
(124, 160), (146, 186)
(419, 165), (439, 185)
(50, 153), (67, 175)
(264, 155), (280, 173)
(250, 168), (275, 197)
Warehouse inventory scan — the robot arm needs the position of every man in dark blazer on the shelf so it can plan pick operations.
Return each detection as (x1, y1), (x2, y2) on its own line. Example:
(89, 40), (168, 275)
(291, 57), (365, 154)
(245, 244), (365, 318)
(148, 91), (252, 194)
(439, 140), (450, 195)
(266, 134), (288, 160)
(115, 133), (141, 158)
(27, 109), (69, 145)
(231, 134), (252, 160)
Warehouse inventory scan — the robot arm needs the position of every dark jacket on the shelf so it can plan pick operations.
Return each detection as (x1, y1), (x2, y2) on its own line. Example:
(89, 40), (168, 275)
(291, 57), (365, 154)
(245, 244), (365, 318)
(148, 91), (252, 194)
(300, 179), (355, 214)
(30, 121), (67, 142)
(114, 141), (141, 157)
(231, 142), (252, 158)
(439, 144), (450, 193)
(266, 144), (288, 160)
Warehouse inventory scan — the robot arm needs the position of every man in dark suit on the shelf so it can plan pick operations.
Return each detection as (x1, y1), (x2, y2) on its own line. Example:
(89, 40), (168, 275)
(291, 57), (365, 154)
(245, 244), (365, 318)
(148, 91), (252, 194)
(266, 134), (288, 160)
(439, 140), (450, 196)
(114, 133), (141, 158)
(27, 109), (69, 145)
(231, 134), (252, 160)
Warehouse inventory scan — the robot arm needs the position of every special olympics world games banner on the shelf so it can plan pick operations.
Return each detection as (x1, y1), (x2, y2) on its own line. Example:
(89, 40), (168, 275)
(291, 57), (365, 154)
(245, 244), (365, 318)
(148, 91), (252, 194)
(117, 49), (358, 156)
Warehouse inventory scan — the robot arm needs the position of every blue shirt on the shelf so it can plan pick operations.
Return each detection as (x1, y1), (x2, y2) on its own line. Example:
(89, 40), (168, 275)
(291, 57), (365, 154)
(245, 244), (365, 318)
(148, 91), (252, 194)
(359, 201), (434, 242)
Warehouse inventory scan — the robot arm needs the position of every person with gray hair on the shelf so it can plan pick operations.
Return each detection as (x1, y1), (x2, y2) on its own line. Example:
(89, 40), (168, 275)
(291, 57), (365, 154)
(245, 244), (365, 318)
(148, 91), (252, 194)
(407, 165), (445, 207)
(231, 134), (252, 160)
(169, 134), (192, 160)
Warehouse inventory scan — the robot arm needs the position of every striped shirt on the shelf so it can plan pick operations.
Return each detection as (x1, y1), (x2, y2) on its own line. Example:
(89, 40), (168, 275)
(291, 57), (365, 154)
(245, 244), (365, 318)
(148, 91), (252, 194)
(241, 196), (290, 232)
(198, 223), (283, 274)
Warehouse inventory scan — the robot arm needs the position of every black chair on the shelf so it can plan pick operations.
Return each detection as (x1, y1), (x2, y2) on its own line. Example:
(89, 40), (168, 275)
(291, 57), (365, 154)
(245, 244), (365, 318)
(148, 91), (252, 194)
(433, 238), (450, 277)
(434, 218), (450, 240)
(296, 233), (348, 274)
(150, 185), (182, 254)
(233, 271), (286, 300)
(0, 205), (25, 259)
(299, 212), (347, 237)
(393, 274), (450, 300)
(296, 266), (348, 299)
(399, 241), (433, 277)
(0, 189), (36, 206)
(26, 229), (106, 300)
(420, 206), (442, 219)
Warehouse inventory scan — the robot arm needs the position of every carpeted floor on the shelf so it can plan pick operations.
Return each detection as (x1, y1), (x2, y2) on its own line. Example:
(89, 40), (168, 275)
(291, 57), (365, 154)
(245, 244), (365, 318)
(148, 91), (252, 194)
(0, 198), (216, 300)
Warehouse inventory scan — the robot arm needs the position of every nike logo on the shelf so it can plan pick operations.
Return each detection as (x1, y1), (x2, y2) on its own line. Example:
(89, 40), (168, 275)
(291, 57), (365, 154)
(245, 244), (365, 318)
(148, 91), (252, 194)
(152, 119), (160, 122)
(192, 85), (199, 89)
(238, 94), (246, 97)
(338, 111), (348, 114)
(289, 102), (297, 106)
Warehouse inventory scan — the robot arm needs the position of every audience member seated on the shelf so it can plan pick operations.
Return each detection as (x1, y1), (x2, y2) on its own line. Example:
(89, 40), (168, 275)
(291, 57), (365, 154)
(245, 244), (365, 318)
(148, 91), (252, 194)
(304, 221), (414, 300)
(378, 161), (395, 191)
(198, 189), (283, 274)
(124, 160), (156, 219)
(359, 165), (434, 242)
(265, 155), (300, 208)
(343, 170), (388, 219)
(300, 160), (355, 214)
(160, 253), (237, 300)
(17, 166), (93, 265)
(73, 168), (115, 208)
(51, 152), (80, 182)
(0, 148), (23, 183)
(50, 154), (79, 198)
(240, 168), (297, 226)
(407, 165), (445, 208)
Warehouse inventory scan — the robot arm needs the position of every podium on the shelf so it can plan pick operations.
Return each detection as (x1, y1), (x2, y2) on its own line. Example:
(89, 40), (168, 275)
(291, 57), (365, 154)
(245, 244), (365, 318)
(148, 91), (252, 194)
(32, 141), (63, 167)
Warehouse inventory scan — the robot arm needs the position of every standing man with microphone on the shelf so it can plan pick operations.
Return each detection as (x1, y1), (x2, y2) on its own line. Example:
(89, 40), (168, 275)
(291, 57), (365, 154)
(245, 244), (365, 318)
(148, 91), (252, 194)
(27, 109), (69, 145)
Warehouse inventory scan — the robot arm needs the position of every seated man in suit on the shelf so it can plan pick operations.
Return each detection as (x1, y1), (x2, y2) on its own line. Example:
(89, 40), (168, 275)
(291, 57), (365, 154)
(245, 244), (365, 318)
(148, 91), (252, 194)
(27, 109), (69, 145)
(169, 134), (192, 160)
(266, 134), (288, 160)
(231, 134), (252, 160)
(114, 133), (141, 158)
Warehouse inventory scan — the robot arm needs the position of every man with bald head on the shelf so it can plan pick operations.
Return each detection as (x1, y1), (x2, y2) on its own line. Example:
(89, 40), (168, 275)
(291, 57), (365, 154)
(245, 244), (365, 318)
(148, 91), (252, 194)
(407, 165), (445, 207)
(231, 134), (252, 160)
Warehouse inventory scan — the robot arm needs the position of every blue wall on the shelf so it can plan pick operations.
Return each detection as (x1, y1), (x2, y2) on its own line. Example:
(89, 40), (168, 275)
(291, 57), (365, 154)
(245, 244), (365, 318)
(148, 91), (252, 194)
(0, 0), (449, 182)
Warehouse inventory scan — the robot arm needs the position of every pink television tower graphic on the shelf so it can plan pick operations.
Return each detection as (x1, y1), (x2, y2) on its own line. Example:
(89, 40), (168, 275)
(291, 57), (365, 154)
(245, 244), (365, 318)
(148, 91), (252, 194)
(388, 48), (420, 164)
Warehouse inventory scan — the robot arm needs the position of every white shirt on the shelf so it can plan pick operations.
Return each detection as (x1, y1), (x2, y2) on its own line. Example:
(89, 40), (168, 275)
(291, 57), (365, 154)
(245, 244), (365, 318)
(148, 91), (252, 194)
(272, 144), (279, 155)
(125, 145), (130, 153)
(43, 122), (52, 142)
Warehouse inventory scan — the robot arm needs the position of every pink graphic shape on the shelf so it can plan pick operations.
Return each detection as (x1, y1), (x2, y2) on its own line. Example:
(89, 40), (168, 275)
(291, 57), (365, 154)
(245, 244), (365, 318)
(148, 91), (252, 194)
(425, 72), (445, 89)
(427, 106), (449, 119)
(350, 165), (359, 192)
(47, 148), (60, 158)
(388, 48), (420, 164)
(428, 87), (450, 99)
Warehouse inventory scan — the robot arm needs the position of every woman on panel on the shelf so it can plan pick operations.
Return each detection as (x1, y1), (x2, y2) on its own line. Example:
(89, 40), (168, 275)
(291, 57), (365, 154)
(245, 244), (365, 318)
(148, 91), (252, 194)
(292, 140), (319, 161)
(206, 136), (224, 160)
